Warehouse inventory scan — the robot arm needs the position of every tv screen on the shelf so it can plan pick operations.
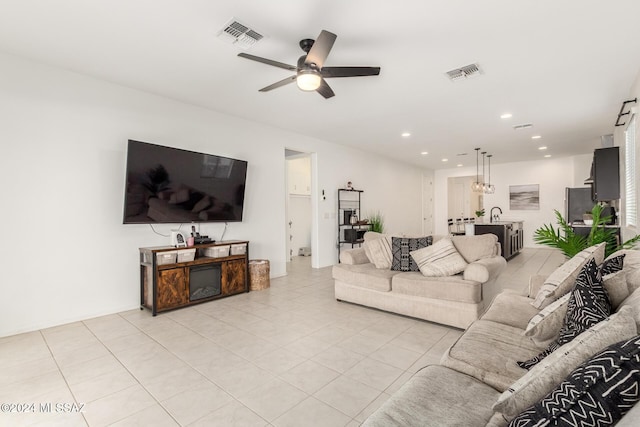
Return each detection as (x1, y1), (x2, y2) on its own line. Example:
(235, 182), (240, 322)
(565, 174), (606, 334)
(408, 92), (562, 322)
(123, 140), (247, 224)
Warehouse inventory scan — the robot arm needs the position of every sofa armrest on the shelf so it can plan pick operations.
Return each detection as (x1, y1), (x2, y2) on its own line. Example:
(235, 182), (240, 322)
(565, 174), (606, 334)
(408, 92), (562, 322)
(339, 247), (370, 265)
(463, 256), (507, 283)
(528, 274), (547, 298)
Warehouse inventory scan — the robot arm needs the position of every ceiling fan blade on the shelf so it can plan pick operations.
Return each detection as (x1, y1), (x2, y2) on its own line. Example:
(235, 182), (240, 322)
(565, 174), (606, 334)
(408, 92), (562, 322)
(305, 30), (337, 69)
(259, 75), (297, 92)
(321, 66), (381, 78)
(238, 53), (296, 71)
(316, 79), (335, 99)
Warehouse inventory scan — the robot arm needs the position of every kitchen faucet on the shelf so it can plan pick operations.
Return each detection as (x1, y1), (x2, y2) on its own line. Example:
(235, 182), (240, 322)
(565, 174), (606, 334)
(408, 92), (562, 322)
(490, 206), (502, 223)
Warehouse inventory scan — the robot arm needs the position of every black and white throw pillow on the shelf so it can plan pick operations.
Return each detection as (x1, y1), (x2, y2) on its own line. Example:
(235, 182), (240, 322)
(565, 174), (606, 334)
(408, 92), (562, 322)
(391, 236), (432, 272)
(517, 258), (611, 370)
(557, 257), (611, 344)
(600, 253), (625, 277)
(509, 335), (640, 427)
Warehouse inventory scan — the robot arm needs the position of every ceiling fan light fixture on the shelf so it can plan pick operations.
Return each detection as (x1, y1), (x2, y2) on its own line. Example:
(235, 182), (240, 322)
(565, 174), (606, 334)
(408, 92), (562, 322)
(296, 71), (321, 91)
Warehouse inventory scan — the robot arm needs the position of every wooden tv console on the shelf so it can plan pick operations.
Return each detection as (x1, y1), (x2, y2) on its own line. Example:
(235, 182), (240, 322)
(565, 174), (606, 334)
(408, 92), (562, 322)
(139, 240), (249, 315)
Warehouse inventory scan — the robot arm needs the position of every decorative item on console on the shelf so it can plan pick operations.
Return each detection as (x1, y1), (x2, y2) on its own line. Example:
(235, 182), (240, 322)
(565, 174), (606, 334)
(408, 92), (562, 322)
(170, 230), (188, 248)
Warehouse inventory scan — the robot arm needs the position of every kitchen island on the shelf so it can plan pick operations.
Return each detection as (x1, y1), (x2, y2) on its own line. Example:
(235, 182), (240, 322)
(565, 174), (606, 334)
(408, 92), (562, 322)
(474, 221), (523, 260)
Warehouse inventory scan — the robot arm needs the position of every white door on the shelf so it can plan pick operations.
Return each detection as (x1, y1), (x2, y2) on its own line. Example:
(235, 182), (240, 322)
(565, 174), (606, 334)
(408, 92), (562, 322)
(423, 173), (434, 235)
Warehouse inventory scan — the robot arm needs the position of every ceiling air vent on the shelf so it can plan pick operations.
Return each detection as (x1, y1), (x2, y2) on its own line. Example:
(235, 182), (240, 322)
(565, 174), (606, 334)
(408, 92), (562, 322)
(445, 63), (482, 82)
(513, 123), (533, 130)
(217, 19), (264, 50)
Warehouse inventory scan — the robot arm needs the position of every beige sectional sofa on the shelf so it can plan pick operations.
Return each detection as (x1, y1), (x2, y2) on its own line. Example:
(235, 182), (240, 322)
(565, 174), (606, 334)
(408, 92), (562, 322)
(363, 246), (640, 426)
(333, 233), (507, 329)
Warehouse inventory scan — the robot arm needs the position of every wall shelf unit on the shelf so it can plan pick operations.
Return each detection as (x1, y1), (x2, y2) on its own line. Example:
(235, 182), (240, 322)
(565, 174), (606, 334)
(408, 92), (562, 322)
(337, 189), (370, 258)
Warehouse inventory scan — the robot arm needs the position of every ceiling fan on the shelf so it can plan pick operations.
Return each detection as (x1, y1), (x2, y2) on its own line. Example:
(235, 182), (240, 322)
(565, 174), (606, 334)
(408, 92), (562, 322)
(238, 30), (381, 99)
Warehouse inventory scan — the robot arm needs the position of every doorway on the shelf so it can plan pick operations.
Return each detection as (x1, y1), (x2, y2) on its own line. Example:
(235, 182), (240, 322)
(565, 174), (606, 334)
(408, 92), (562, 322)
(285, 149), (313, 266)
(447, 175), (483, 223)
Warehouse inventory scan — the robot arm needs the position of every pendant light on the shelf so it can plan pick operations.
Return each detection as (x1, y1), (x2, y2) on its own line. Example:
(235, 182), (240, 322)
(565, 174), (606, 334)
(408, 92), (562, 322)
(471, 148), (483, 192)
(485, 154), (495, 194)
(481, 151), (487, 192)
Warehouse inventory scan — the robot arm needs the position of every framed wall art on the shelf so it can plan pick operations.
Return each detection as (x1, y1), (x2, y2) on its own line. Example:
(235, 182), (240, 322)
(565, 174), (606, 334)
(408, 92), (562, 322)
(510, 184), (539, 210)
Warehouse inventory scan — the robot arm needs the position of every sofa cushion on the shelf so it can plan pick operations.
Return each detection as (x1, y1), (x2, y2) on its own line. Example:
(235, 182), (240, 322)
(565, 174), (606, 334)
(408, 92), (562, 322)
(363, 365), (500, 427)
(392, 272), (482, 304)
(494, 307), (637, 420)
(525, 294), (570, 345)
(339, 247), (370, 265)
(363, 236), (393, 269)
(605, 271), (630, 310)
(532, 243), (606, 309)
(481, 292), (540, 330)
(332, 263), (397, 292)
(518, 257), (612, 370)
(391, 236), (432, 272)
(440, 320), (536, 392)
(451, 234), (499, 263)
(619, 287), (640, 330)
(508, 334), (640, 427)
(410, 238), (467, 277)
(606, 250), (640, 293)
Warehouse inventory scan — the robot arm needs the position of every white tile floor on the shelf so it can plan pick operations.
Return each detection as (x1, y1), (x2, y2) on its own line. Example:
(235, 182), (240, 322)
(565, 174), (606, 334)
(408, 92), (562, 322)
(0, 248), (563, 427)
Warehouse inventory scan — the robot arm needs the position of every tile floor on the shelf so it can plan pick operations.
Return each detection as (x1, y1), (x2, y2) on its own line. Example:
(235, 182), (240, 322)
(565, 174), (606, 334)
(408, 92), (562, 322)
(0, 248), (563, 427)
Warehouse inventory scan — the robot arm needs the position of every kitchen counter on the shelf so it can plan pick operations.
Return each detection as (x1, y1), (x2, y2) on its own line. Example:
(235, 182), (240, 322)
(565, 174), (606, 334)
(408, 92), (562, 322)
(474, 221), (524, 260)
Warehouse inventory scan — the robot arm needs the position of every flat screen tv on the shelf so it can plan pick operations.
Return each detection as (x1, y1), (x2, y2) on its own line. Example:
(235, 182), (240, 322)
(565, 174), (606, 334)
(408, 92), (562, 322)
(123, 140), (247, 224)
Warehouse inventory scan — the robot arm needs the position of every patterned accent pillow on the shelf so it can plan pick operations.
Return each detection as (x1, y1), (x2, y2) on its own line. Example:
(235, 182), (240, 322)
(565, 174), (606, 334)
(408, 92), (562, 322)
(495, 307), (637, 420)
(410, 238), (467, 277)
(557, 257), (611, 343)
(600, 253), (626, 276)
(508, 335), (640, 427)
(391, 236), (432, 272)
(518, 258), (611, 370)
(363, 236), (393, 269)
(532, 243), (606, 309)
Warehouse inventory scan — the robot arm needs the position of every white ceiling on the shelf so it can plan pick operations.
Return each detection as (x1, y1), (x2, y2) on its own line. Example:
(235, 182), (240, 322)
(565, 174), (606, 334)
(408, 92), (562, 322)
(2, 0), (640, 169)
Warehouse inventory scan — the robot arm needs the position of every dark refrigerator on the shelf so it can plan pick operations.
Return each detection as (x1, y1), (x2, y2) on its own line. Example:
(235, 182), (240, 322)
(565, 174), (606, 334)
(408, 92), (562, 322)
(565, 187), (593, 224)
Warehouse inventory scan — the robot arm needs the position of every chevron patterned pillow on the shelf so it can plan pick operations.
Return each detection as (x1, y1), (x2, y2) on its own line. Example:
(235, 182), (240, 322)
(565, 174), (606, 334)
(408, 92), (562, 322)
(509, 335), (640, 427)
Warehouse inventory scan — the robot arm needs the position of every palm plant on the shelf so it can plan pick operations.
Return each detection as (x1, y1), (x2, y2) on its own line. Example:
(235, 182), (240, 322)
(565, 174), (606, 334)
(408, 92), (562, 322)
(533, 204), (640, 258)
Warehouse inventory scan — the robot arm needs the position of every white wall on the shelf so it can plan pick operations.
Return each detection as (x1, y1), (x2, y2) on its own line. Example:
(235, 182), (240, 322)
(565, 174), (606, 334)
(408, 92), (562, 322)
(435, 155), (593, 248)
(0, 52), (428, 337)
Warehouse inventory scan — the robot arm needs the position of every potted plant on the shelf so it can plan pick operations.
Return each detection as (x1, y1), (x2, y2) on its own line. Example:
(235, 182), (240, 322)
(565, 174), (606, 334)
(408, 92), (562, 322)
(533, 204), (640, 258)
(475, 209), (485, 223)
(367, 211), (385, 233)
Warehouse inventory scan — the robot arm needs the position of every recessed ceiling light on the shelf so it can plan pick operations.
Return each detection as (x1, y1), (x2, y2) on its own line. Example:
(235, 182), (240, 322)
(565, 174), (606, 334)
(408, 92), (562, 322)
(402, 132), (411, 137)
(531, 135), (542, 140)
(538, 146), (547, 150)
(544, 154), (551, 158)
(457, 163), (463, 167)
(442, 158), (448, 162)
(420, 151), (428, 155)
(500, 113), (513, 119)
